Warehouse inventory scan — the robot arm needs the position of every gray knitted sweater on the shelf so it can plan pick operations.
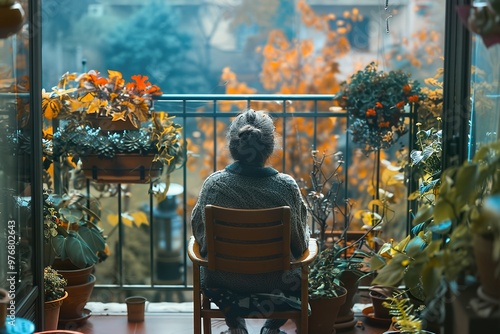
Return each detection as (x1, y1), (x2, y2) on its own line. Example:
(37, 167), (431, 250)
(191, 161), (310, 294)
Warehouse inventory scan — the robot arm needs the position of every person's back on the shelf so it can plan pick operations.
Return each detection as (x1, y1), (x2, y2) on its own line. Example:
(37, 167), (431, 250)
(191, 109), (310, 334)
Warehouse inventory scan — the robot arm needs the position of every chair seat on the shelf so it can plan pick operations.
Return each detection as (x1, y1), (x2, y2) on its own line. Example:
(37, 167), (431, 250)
(202, 287), (311, 318)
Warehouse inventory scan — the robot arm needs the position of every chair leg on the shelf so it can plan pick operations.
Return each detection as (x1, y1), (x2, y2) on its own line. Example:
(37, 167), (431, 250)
(301, 314), (307, 334)
(202, 295), (212, 334)
(193, 290), (202, 334)
(203, 317), (211, 334)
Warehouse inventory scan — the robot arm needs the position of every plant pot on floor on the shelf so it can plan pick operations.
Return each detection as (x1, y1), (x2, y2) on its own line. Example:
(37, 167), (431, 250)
(308, 286), (347, 334)
(335, 270), (361, 329)
(369, 285), (400, 320)
(473, 234), (500, 300)
(44, 291), (68, 330)
(125, 296), (147, 322)
(58, 274), (96, 326)
(0, 288), (10, 329)
(51, 260), (94, 286)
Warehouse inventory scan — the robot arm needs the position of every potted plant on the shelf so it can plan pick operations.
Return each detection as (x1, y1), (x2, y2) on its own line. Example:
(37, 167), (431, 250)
(42, 70), (186, 191)
(369, 120), (443, 303)
(42, 70), (162, 128)
(381, 291), (437, 334)
(300, 150), (375, 333)
(43, 266), (68, 330)
(0, 0), (24, 39)
(51, 113), (185, 185)
(372, 138), (500, 329)
(335, 62), (425, 153)
(43, 189), (106, 325)
(43, 188), (108, 271)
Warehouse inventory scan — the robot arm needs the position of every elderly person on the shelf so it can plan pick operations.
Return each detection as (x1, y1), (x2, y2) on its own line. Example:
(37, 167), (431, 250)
(191, 109), (310, 334)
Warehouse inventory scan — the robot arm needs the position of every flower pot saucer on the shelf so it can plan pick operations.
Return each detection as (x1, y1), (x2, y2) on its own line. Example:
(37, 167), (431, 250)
(362, 306), (392, 327)
(334, 317), (358, 330)
(58, 308), (92, 328)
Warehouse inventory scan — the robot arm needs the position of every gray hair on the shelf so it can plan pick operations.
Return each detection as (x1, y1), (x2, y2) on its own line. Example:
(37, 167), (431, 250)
(227, 109), (275, 166)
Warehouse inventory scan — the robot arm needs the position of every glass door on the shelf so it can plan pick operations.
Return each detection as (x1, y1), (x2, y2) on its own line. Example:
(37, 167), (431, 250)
(0, 0), (43, 328)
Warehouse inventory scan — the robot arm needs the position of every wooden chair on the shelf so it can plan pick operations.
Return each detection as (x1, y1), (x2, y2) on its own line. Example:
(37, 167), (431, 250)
(188, 205), (318, 334)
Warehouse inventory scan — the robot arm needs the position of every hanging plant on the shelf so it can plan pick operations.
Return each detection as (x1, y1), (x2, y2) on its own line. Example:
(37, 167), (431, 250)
(335, 62), (426, 153)
(42, 69), (163, 128)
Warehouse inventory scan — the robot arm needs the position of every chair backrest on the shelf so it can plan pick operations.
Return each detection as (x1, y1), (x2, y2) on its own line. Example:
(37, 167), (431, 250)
(204, 205), (291, 274)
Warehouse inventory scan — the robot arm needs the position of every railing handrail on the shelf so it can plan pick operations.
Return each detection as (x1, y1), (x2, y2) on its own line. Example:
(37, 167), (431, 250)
(154, 94), (337, 101)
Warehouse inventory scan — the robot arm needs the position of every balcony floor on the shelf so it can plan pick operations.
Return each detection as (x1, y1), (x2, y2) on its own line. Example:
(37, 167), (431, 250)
(63, 302), (388, 334)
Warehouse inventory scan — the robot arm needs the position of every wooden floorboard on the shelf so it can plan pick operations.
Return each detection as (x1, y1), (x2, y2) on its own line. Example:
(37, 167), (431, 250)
(65, 312), (389, 334)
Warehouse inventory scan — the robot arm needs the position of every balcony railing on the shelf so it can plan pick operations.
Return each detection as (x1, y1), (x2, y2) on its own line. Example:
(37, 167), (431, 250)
(88, 94), (416, 302)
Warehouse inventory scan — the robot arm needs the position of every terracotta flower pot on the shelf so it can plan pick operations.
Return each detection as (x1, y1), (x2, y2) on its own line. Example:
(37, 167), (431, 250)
(87, 116), (141, 133)
(473, 234), (500, 300)
(44, 291), (68, 330)
(335, 270), (360, 329)
(369, 285), (400, 319)
(125, 296), (147, 323)
(59, 274), (96, 321)
(0, 2), (24, 39)
(51, 260), (94, 286)
(308, 286), (347, 334)
(80, 154), (162, 184)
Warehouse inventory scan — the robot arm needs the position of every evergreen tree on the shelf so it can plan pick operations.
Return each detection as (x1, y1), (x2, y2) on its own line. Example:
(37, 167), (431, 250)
(103, 2), (201, 93)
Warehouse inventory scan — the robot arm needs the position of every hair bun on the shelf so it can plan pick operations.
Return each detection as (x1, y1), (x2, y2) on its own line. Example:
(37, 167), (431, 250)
(238, 124), (262, 140)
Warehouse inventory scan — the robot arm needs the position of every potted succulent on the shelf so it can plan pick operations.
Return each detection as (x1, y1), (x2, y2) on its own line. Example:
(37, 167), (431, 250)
(42, 70), (186, 190)
(43, 266), (68, 330)
(335, 62), (425, 153)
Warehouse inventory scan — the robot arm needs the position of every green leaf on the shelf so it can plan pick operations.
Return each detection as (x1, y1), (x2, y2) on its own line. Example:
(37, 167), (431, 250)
(428, 219), (452, 234)
(433, 198), (456, 225)
(405, 236), (427, 257)
(64, 232), (98, 268)
(78, 225), (106, 253)
(454, 163), (478, 206)
(411, 205), (433, 226)
(372, 254), (407, 286)
(50, 235), (66, 258)
(370, 254), (387, 271)
(421, 259), (443, 299)
(59, 208), (84, 224)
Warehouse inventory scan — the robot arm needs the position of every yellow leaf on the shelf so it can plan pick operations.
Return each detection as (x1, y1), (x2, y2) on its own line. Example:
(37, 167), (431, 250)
(130, 211), (150, 227)
(106, 214), (119, 226)
(111, 111), (126, 122)
(78, 91), (95, 103)
(107, 70), (123, 81)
